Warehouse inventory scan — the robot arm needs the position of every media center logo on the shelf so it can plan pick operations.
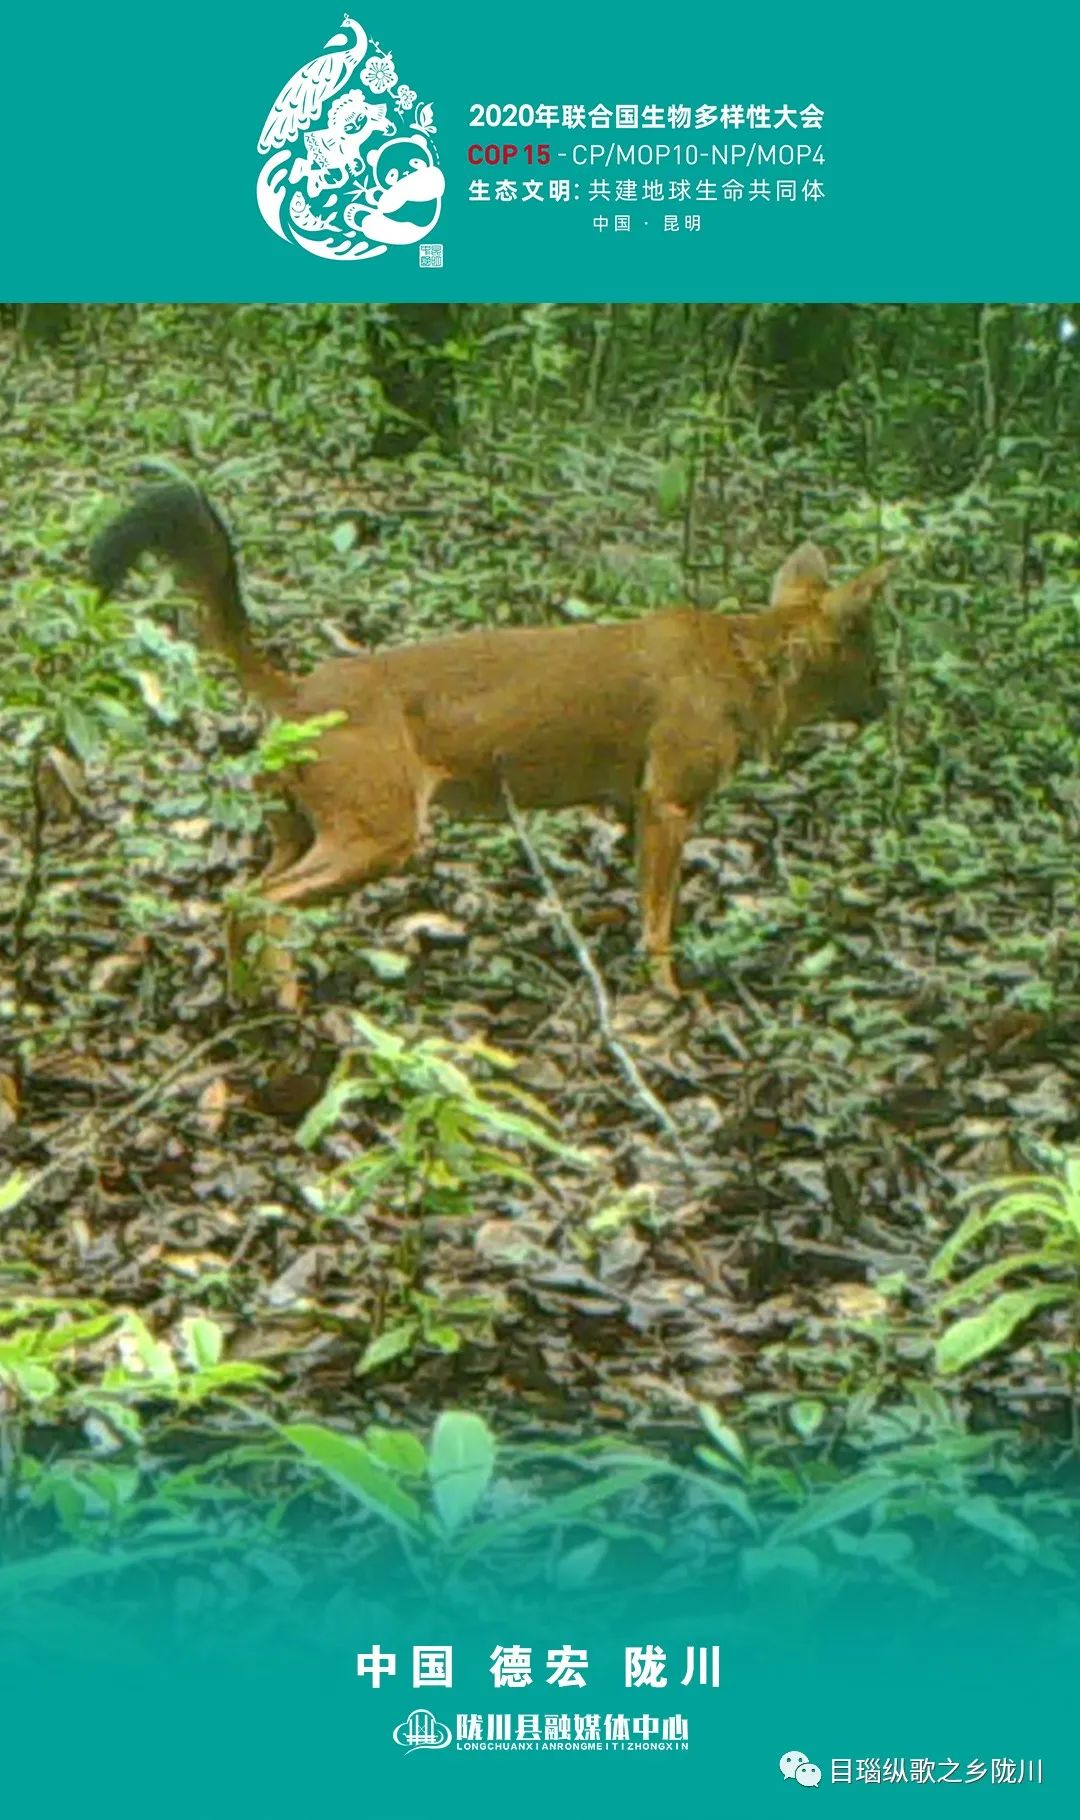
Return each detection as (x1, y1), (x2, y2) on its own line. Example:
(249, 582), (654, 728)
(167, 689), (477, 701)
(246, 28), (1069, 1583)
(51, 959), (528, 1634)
(256, 12), (444, 262)
(392, 1709), (453, 1754)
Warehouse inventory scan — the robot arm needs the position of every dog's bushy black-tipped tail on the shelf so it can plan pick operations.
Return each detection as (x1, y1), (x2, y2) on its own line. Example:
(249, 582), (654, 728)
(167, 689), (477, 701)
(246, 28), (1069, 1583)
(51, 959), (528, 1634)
(89, 484), (290, 709)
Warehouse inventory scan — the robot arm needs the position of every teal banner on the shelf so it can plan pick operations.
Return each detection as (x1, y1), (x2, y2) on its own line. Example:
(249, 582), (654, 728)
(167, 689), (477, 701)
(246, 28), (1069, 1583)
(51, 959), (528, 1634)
(1, 1569), (1073, 1812)
(2, 0), (1076, 299)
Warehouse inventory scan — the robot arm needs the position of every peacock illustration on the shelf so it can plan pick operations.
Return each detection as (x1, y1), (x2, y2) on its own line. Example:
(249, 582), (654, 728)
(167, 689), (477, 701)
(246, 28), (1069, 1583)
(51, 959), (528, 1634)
(257, 14), (369, 153)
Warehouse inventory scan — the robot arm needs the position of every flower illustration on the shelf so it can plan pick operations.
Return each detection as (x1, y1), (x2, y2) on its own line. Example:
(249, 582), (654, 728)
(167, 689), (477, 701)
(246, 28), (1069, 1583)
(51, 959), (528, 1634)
(393, 83), (417, 114)
(361, 54), (397, 94)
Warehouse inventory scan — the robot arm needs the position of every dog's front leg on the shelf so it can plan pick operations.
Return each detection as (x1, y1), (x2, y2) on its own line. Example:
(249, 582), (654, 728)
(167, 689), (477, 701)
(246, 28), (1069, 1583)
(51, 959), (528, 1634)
(636, 793), (693, 995)
(636, 718), (739, 995)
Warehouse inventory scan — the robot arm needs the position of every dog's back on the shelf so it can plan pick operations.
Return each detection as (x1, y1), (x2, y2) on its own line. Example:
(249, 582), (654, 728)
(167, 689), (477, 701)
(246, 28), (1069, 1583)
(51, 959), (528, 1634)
(90, 480), (893, 994)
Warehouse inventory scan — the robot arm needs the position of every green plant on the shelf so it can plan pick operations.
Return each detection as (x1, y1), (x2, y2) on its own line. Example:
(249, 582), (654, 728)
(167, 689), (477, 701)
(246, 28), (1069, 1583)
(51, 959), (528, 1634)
(283, 1409), (673, 1588)
(0, 1296), (274, 1551)
(290, 1015), (593, 1372)
(930, 1152), (1080, 1388)
(297, 1013), (592, 1220)
(356, 1291), (504, 1375)
(0, 1299), (272, 1435)
(255, 711), (348, 774)
(3, 569), (217, 764)
(690, 1396), (1069, 1588)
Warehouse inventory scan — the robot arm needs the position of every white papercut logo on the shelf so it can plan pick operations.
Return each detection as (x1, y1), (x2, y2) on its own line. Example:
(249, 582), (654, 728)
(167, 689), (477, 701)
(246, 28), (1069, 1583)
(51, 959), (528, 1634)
(256, 12), (444, 262)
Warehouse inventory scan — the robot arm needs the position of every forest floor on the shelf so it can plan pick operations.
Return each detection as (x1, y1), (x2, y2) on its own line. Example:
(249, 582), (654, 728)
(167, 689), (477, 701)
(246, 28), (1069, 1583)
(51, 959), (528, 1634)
(3, 311), (1079, 1508)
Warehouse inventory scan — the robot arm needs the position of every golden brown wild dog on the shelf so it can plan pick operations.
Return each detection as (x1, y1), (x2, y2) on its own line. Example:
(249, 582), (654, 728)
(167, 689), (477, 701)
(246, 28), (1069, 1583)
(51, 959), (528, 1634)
(90, 484), (892, 995)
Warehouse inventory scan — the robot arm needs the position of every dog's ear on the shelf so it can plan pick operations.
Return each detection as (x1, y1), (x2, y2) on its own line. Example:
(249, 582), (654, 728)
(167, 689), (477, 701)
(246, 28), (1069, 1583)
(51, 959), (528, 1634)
(770, 541), (830, 608)
(824, 559), (894, 624)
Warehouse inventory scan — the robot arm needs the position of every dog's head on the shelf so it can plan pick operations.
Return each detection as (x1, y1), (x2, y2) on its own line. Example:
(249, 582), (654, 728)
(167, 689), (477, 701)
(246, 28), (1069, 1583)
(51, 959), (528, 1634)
(771, 542), (893, 729)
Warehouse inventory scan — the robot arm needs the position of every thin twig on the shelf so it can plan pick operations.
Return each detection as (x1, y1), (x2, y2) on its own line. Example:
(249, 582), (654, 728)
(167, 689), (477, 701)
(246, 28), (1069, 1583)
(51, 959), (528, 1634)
(7, 732), (52, 1100)
(319, 618), (368, 656)
(500, 782), (694, 1171)
(0, 1015), (291, 1220)
(9, 746), (46, 965)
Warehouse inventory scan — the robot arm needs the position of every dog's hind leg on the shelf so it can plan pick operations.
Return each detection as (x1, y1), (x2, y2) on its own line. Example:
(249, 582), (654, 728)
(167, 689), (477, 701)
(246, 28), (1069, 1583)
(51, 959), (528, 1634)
(259, 756), (437, 909)
(242, 720), (441, 996)
(259, 813), (421, 907)
(262, 806), (315, 879)
(228, 809), (422, 1008)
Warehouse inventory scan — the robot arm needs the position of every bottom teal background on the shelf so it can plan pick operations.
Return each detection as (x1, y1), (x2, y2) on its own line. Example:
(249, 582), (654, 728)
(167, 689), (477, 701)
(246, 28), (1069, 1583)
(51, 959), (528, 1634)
(2, 1570), (1070, 1813)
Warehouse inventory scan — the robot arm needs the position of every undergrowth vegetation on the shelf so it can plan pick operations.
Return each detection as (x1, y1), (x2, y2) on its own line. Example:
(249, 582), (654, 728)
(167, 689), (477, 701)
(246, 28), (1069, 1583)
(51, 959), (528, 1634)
(1, 302), (1078, 1603)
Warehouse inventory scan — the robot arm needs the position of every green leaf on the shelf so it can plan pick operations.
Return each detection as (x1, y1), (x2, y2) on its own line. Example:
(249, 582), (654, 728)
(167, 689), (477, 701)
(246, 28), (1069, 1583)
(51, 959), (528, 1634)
(789, 1399), (827, 1440)
(425, 1325), (463, 1354)
(121, 1315), (179, 1386)
(428, 1412), (497, 1534)
(935, 1288), (1071, 1374)
(350, 1013), (407, 1058)
(800, 942), (839, 978)
(774, 1474), (895, 1541)
(32, 1312), (119, 1356)
(457, 1467), (659, 1557)
(696, 1406), (748, 1471)
(358, 1324), (419, 1375)
(0, 1548), (138, 1595)
(296, 1074), (359, 1149)
(831, 1527), (915, 1569)
(62, 701), (104, 762)
(932, 1251), (1056, 1313)
(283, 1423), (422, 1533)
(364, 1427), (429, 1478)
(657, 456), (689, 517)
(182, 1317), (224, 1370)
(331, 521), (359, 555)
(931, 1182), (1069, 1279)
(8, 1362), (59, 1400)
(689, 1467), (758, 1532)
(741, 1543), (821, 1584)
(258, 711), (348, 773)
(953, 1495), (1039, 1555)
(0, 1170), (41, 1217)
(553, 1538), (609, 1590)
(359, 947), (412, 982)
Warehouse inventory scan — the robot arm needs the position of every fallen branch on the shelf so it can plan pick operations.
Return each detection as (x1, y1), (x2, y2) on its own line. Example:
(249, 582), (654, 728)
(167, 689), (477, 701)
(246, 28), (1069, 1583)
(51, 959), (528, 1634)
(500, 782), (694, 1171)
(0, 1014), (291, 1221)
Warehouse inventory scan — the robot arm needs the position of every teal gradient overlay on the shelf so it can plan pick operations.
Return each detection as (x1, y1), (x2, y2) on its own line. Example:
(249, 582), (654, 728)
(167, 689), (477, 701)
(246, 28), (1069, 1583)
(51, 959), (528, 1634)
(1, 1560), (1073, 1813)
(4, 0), (1077, 300)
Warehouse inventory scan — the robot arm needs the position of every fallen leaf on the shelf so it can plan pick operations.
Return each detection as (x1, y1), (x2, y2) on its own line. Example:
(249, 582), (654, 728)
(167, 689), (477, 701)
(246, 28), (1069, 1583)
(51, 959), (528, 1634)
(393, 911), (468, 948)
(823, 1284), (891, 1322)
(89, 937), (149, 996)
(37, 745), (87, 819)
(0, 1072), (19, 1130)
(197, 1076), (232, 1137)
